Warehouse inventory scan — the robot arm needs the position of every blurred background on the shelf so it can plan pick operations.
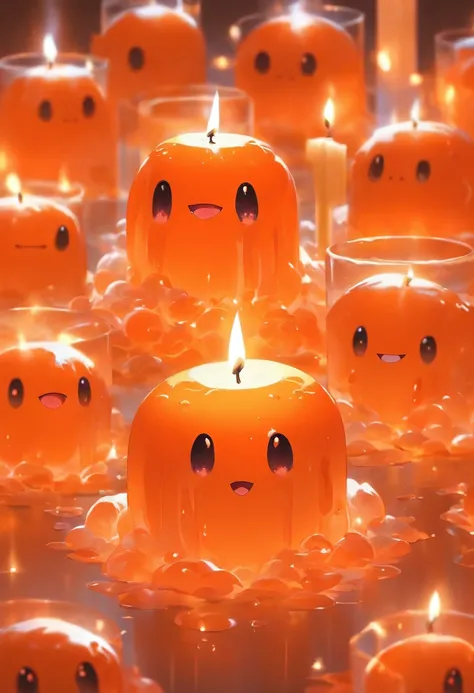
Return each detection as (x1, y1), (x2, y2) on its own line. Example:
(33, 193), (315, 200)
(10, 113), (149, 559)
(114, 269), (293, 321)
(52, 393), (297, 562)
(2, 0), (473, 72)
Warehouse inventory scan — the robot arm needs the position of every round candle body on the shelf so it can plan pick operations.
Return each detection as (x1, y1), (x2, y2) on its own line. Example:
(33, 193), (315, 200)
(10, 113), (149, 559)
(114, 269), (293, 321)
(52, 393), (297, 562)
(326, 274), (474, 423)
(0, 67), (117, 197)
(0, 617), (123, 692)
(348, 122), (474, 238)
(0, 197), (86, 304)
(92, 7), (206, 102)
(365, 634), (474, 693)
(0, 344), (111, 468)
(126, 134), (301, 303)
(127, 360), (348, 569)
(235, 14), (366, 151)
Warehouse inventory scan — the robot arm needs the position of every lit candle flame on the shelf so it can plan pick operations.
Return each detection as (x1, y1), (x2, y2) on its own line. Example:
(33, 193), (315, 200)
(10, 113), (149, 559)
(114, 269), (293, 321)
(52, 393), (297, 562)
(404, 267), (414, 286)
(58, 168), (71, 193)
(411, 99), (420, 129)
(17, 333), (27, 349)
(311, 658), (325, 672)
(445, 85), (456, 106)
(5, 173), (21, 196)
(206, 91), (219, 145)
(229, 313), (245, 384)
(43, 34), (58, 68)
(428, 591), (441, 630)
(377, 50), (392, 73)
(323, 98), (335, 132)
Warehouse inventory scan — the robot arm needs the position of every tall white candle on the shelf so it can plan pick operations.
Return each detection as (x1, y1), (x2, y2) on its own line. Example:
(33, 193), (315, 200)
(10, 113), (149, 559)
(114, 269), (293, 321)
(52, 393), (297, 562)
(306, 99), (347, 261)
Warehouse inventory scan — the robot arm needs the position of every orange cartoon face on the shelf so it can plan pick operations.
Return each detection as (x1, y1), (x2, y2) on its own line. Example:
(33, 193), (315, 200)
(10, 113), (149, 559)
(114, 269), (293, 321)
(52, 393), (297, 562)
(0, 343), (111, 467)
(235, 14), (366, 149)
(0, 617), (123, 693)
(348, 122), (474, 238)
(326, 274), (474, 423)
(365, 635), (474, 693)
(91, 7), (206, 102)
(0, 73), (117, 196)
(127, 364), (348, 569)
(126, 134), (301, 303)
(0, 199), (86, 304)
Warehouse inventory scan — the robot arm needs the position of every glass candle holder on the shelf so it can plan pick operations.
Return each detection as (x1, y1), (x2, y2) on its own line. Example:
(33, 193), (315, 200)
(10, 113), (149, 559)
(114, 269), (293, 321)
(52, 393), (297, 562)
(101, 0), (201, 30)
(435, 29), (474, 136)
(351, 609), (474, 693)
(119, 84), (254, 191)
(0, 177), (85, 223)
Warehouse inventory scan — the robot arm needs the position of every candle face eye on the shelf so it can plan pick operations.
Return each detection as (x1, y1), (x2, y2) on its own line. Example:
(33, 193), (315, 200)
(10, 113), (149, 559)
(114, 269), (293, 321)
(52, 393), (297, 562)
(0, 618), (123, 693)
(349, 124), (474, 238)
(267, 432), (293, 475)
(235, 16), (366, 144)
(127, 139), (301, 302)
(327, 276), (474, 422)
(0, 345), (110, 468)
(91, 9), (206, 102)
(190, 433), (215, 476)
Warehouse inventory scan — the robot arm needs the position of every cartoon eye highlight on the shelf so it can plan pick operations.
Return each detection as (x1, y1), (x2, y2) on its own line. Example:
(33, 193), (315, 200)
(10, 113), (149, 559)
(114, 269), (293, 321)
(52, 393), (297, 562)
(416, 160), (431, 182)
(152, 180), (172, 223)
(75, 662), (99, 692)
(301, 52), (317, 75)
(38, 100), (53, 122)
(254, 51), (270, 73)
(191, 433), (215, 476)
(444, 668), (463, 692)
(267, 432), (293, 475)
(235, 183), (258, 225)
(368, 154), (384, 181)
(82, 96), (96, 118)
(8, 378), (24, 408)
(55, 225), (70, 251)
(420, 335), (437, 364)
(128, 46), (145, 71)
(352, 326), (368, 356)
(78, 377), (92, 406)
(17, 667), (38, 693)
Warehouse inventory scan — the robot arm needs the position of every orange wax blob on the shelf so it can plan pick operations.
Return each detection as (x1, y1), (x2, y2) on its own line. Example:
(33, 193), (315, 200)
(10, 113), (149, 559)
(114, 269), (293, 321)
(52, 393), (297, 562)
(348, 121), (474, 238)
(0, 617), (123, 692)
(91, 6), (206, 102)
(326, 274), (474, 424)
(126, 133), (301, 303)
(365, 634), (474, 693)
(0, 65), (117, 197)
(235, 14), (366, 151)
(127, 359), (348, 569)
(0, 343), (110, 468)
(0, 196), (86, 304)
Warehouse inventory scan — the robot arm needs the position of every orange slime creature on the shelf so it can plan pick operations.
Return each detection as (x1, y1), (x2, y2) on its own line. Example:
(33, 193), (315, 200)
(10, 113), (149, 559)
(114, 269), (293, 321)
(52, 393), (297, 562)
(0, 617), (123, 693)
(326, 274), (474, 423)
(91, 6), (206, 102)
(0, 196), (86, 304)
(128, 355), (348, 569)
(348, 121), (474, 238)
(126, 133), (301, 303)
(235, 14), (366, 151)
(0, 343), (110, 468)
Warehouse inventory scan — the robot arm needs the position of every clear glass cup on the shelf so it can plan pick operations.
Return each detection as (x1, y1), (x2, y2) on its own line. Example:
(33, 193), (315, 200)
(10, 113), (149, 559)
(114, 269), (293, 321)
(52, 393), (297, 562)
(101, 0), (201, 29)
(0, 177), (85, 223)
(435, 28), (474, 132)
(0, 53), (108, 92)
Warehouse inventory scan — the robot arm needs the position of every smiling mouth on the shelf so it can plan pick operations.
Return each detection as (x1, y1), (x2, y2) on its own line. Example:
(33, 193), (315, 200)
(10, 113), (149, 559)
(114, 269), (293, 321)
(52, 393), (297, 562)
(230, 481), (254, 496)
(188, 203), (223, 220)
(377, 353), (406, 363)
(39, 392), (67, 409)
(15, 244), (47, 250)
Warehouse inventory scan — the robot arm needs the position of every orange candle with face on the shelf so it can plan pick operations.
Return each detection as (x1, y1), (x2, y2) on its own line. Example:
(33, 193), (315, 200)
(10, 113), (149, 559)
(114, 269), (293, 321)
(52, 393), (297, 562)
(91, 5), (206, 102)
(0, 178), (86, 304)
(326, 273), (474, 424)
(0, 343), (111, 468)
(235, 11), (366, 153)
(349, 113), (474, 239)
(127, 93), (301, 303)
(128, 314), (348, 569)
(0, 37), (117, 197)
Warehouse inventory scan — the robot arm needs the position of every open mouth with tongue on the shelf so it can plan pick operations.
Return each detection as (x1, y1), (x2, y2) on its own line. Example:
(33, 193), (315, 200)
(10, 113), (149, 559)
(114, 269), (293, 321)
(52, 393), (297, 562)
(39, 392), (67, 409)
(377, 353), (406, 364)
(230, 481), (254, 496)
(188, 203), (223, 220)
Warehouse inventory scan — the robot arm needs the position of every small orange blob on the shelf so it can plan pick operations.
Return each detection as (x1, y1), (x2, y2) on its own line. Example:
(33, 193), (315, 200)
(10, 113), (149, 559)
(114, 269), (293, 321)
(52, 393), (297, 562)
(348, 121), (474, 238)
(326, 274), (474, 424)
(0, 617), (123, 692)
(126, 129), (301, 303)
(91, 6), (206, 102)
(235, 13), (366, 152)
(0, 193), (86, 304)
(0, 343), (110, 468)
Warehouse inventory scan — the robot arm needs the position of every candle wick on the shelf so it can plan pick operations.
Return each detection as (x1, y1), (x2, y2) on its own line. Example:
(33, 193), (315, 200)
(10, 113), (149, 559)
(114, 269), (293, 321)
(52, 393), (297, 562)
(207, 129), (216, 145)
(324, 119), (332, 137)
(17, 192), (23, 204)
(232, 357), (245, 385)
(427, 618), (436, 634)
(412, 119), (418, 130)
